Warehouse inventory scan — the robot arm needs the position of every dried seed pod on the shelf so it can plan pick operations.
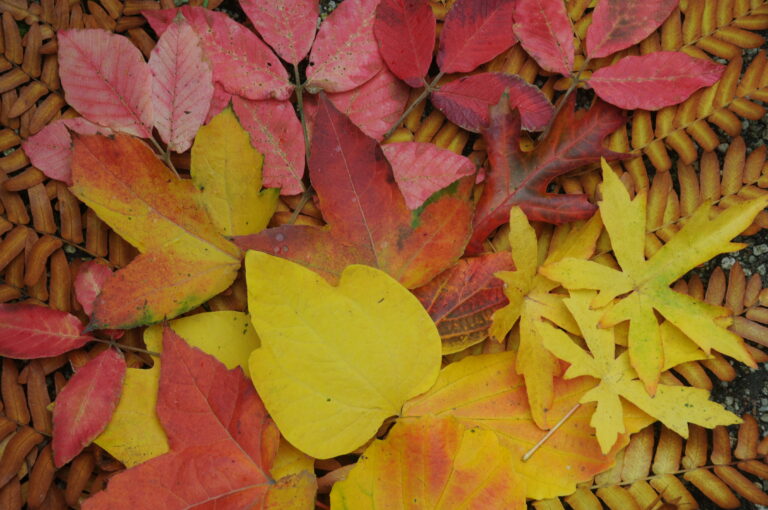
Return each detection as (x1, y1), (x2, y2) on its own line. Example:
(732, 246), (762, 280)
(24, 234), (62, 287)
(0, 426), (44, 486)
(27, 443), (55, 509)
(25, 360), (52, 434)
(1, 359), (29, 425)
(64, 451), (96, 506)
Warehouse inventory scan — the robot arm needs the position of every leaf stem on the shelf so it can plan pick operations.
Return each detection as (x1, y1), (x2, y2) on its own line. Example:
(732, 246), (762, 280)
(382, 72), (444, 140)
(289, 63), (313, 225)
(150, 137), (178, 177)
(521, 402), (581, 462)
(91, 337), (160, 358)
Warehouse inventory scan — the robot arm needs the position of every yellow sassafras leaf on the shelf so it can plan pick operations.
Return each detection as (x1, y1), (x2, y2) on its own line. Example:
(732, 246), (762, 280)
(246, 251), (442, 459)
(191, 107), (279, 236)
(270, 439), (315, 480)
(538, 290), (741, 453)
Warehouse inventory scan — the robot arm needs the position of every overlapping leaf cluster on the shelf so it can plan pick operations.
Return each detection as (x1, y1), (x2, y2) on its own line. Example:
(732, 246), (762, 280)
(2, 0), (767, 508)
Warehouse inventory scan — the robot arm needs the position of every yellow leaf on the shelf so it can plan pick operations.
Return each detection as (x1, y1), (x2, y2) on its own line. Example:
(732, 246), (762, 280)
(95, 311), (260, 466)
(245, 251), (442, 459)
(541, 159), (767, 392)
(270, 439), (315, 480)
(490, 206), (602, 428)
(330, 416), (526, 510)
(265, 471), (317, 510)
(538, 290), (741, 453)
(191, 107), (279, 236)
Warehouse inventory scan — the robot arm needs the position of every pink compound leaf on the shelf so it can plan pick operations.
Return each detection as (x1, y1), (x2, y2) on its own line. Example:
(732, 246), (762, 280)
(241, 0), (319, 64)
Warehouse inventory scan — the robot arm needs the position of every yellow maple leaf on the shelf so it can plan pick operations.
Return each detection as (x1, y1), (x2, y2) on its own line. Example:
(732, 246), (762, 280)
(541, 159), (767, 392)
(538, 289), (741, 454)
(490, 206), (602, 429)
(245, 251), (442, 459)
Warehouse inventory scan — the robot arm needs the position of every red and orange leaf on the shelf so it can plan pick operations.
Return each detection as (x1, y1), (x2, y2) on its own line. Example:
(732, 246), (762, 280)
(512, 0), (574, 75)
(467, 95), (626, 254)
(431, 72), (554, 132)
(374, 0), (435, 87)
(82, 328), (280, 509)
(0, 304), (93, 358)
(74, 261), (112, 317)
(305, 0), (383, 93)
(241, 0), (318, 64)
(412, 253), (513, 353)
(58, 29), (152, 137)
(149, 16), (214, 153)
(586, 0), (678, 58)
(382, 141), (476, 209)
(588, 52), (725, 110)
(232, 97), (306, 194)
(144, 7), (292, 101)
(331, 417), (526, 509)
(236, 94), (473, 289)
(402, 351), (654, 500)
(70, 134), (241, 329)
(22, 117), (111, 184)
(52, 348), (125, 467)
(437, 0), (517, 73)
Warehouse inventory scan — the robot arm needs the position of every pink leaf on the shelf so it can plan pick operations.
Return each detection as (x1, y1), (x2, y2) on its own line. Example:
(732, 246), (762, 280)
(328, 67), (409, 140)
(374, 0), (435, 87)
(586, 0), (678, 59)
(232, 97), (305, 195)
(382, 142), (476, 209)
(22, 118), (112, 184)
(52, 349), (126, 467)
(144, 7), (293, 101)
(588, 52), (725, 110)
(431, 72), (554, 132)
(437, 0), (517, 73)
(0, 304), (93, 359)
(149, 17), (214, 153)
(513, 0), (574, 75)
(305, 0), (384, 93)
(58, 29), (153, 137)
(205, 83), (232, 124)
(241, 0), (318, 64)
(74, 261), (113, 317)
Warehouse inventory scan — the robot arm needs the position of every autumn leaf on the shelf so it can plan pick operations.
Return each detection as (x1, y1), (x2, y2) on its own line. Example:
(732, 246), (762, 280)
(84, 327), (280, 509)
(513, 0), (574, 75)
(191, 107), (279, 236)
(331, 416), (526, 509)
(374, 0), (435, 87)
(52, 348), (125, 467)
(246, 251), (442, 459)
(402, 350), (654, 500)
(57, 29), (153, 137)
(588, 52), (725, 110)
(236, 94), (473, 289)
(490, 207), (603, 429)
(241, 0), (318, 64)
(0, 304), (92, 358)
(538, 290), (742, 453)
(540, 160), (767, 392)
(149, 14), (214, 153)
(70, 134), (241, 329)
(467, 94), (625, 254)
(585, 0), (678, 58)
(412, 252), (513, 354)
(74, 261), (112, 317)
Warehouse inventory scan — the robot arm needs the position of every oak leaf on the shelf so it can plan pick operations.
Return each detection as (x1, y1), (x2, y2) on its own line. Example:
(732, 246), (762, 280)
(538, 290), (741, 453)
(540, 160), (767, 392)
(246, 251), (442, 459)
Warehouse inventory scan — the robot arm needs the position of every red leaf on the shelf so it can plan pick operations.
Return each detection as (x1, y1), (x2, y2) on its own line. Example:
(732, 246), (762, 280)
(205, 82), (232, 123)
(22, 118), (114, 184)
(74, 260), (113, 317)
(82, 328), (280, 509)
(236, 94), (473, 289)
(149, 16), (214, 153)
(588, 52), (725, 110)
(381, 141), (476, 209)
(52, 349), (125, 467)
(232, 97), (305, 195)
(437, 0), (517, 73)
(144, 7), (293, 101)
(374, 0), (435, 87)
(467, 95), (626, 254)
(0, 304), (92, 358)
(58, 29), (153, 137)
(412, 253), (514, 353)
(241, 0), (318, 64)
(431, 72), (554, 132)
(586, 0), (678, 58)
(513, 0), (574, 75)
(305, 0), (383, 93)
